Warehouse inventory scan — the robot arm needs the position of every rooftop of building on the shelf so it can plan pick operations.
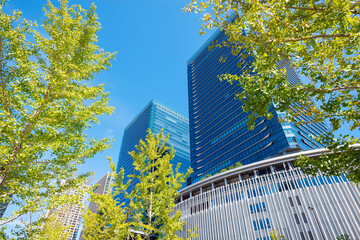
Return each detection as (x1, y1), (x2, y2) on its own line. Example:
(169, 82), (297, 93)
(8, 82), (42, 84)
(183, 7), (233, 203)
(125, 99), (189, 131)
(178, 144), (360, 200)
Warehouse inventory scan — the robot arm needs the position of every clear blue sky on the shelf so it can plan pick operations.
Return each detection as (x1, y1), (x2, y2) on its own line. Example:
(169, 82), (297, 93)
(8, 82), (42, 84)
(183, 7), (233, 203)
(4, 0), (211, 182)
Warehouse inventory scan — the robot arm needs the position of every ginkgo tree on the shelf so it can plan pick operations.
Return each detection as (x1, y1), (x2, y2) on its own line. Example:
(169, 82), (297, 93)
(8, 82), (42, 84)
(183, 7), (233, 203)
(126, 130), (197, 240)
(184, 0), (360, 183)
(0, 0), (115, 234)
(82, 159), (130, 240)
(82, 132), (198, 240)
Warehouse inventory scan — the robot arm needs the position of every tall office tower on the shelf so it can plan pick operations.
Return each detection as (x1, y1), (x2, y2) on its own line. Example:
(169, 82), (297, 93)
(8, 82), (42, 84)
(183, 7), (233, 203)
(188, 30), (328, 184)
(57, 188), (86, 240)
(116, 100), (190, 201)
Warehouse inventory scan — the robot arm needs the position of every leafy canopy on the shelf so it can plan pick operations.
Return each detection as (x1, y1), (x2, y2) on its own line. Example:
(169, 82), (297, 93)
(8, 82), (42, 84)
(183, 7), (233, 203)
(184, 0), (360, 183)
(0, 0), (115, 233)
(82, 159), (130, 240)
(270, 229), (286, 240)
(82, 131), (198, 240)
(124, 129), (197, 240)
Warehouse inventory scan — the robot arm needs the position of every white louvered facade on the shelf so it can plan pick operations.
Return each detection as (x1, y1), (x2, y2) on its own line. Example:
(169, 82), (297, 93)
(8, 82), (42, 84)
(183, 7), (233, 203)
(175, 147), (360, 240)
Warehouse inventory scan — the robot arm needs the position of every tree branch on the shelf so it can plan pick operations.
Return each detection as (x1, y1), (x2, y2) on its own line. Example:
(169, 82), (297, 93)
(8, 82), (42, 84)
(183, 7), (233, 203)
(0, 212), (25, 226)
(256, 34), (351, 44)
(0, 39), (10, 114)
(0, 82), (53, 190)
(263, 3), (358, 14)
(303, 85), (360, 93)
(350, 1), (360, 10)
(284, 6), (325, 11)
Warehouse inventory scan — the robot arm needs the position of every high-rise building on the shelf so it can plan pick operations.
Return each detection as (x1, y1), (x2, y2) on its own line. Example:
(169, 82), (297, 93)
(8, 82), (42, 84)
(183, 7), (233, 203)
(116, 100), (190, 201)
(187, 29), (328, 184)
(79, 172), (114, 240)
(57, 187), (86, 240)
(88, 172), (113, 214)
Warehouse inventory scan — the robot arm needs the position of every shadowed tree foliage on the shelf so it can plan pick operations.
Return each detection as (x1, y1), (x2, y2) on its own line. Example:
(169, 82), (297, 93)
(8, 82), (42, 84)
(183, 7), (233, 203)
(184, 0), (360, 183)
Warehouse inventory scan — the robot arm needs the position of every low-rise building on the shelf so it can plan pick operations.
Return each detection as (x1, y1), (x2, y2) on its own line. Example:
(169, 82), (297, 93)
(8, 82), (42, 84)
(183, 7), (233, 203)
(175, 146), (360, 240)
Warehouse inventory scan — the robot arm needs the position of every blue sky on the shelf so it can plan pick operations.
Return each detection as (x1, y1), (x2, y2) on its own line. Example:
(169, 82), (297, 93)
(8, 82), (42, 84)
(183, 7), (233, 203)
(4, 0), (211, 182)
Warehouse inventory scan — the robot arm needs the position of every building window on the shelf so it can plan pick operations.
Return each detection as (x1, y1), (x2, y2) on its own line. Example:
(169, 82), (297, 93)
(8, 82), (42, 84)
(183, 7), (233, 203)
(308, 231), (314, 240)
(294, 213), (300, 224)
(259, 219), (264, 229)
(296, 196), (301, 206)
(250, 202), (267, 214)
(262, 202), (267, 211)
(266, 218), (271, 228)
(300, 232), (305, 240)
(302, 212), (308, 223)
(253, 219), (271, 231)
(289, 197), (294, 207)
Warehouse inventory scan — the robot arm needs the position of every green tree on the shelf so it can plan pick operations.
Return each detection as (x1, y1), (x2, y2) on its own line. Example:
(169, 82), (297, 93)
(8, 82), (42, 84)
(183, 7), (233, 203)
(270, 229), (286, 240)
(6, 183), (87, 240)
(0, 0), (115, 232)
(124, 129), (198, 240)
(184, 0), (360, 183)
(82, 159), (130, 240)
(235, 162), (243, 168)
(18, 211), (70, 240)
(337, 234), (351, 240)
(200, 173), (212, 180)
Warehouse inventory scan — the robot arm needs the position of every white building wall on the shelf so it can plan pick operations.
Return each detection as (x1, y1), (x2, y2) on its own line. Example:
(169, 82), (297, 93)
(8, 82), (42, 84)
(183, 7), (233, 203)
(176, 169), (360, 240)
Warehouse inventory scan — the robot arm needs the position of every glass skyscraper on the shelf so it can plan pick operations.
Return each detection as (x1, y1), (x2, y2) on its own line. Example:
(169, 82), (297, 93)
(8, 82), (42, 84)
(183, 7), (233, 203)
(188, 30), (328, 184)
(116, 100), (190, 200)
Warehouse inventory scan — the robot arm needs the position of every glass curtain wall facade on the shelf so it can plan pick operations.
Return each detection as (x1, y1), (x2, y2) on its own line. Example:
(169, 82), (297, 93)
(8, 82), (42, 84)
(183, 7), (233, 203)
(188, 30), (328, 184)
(116, 100), (190, 202)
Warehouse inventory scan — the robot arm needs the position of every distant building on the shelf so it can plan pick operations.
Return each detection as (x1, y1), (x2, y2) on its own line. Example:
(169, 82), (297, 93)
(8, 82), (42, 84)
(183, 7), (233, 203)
(88, 172), (113, 214)
(116, 100), (190, 203)
(79, 172), (114, 240)
(0, 176), (10, 219)
(0, 201), (9, 219)
(57, 187), (86, 240)
(187, 29), (329, 184)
